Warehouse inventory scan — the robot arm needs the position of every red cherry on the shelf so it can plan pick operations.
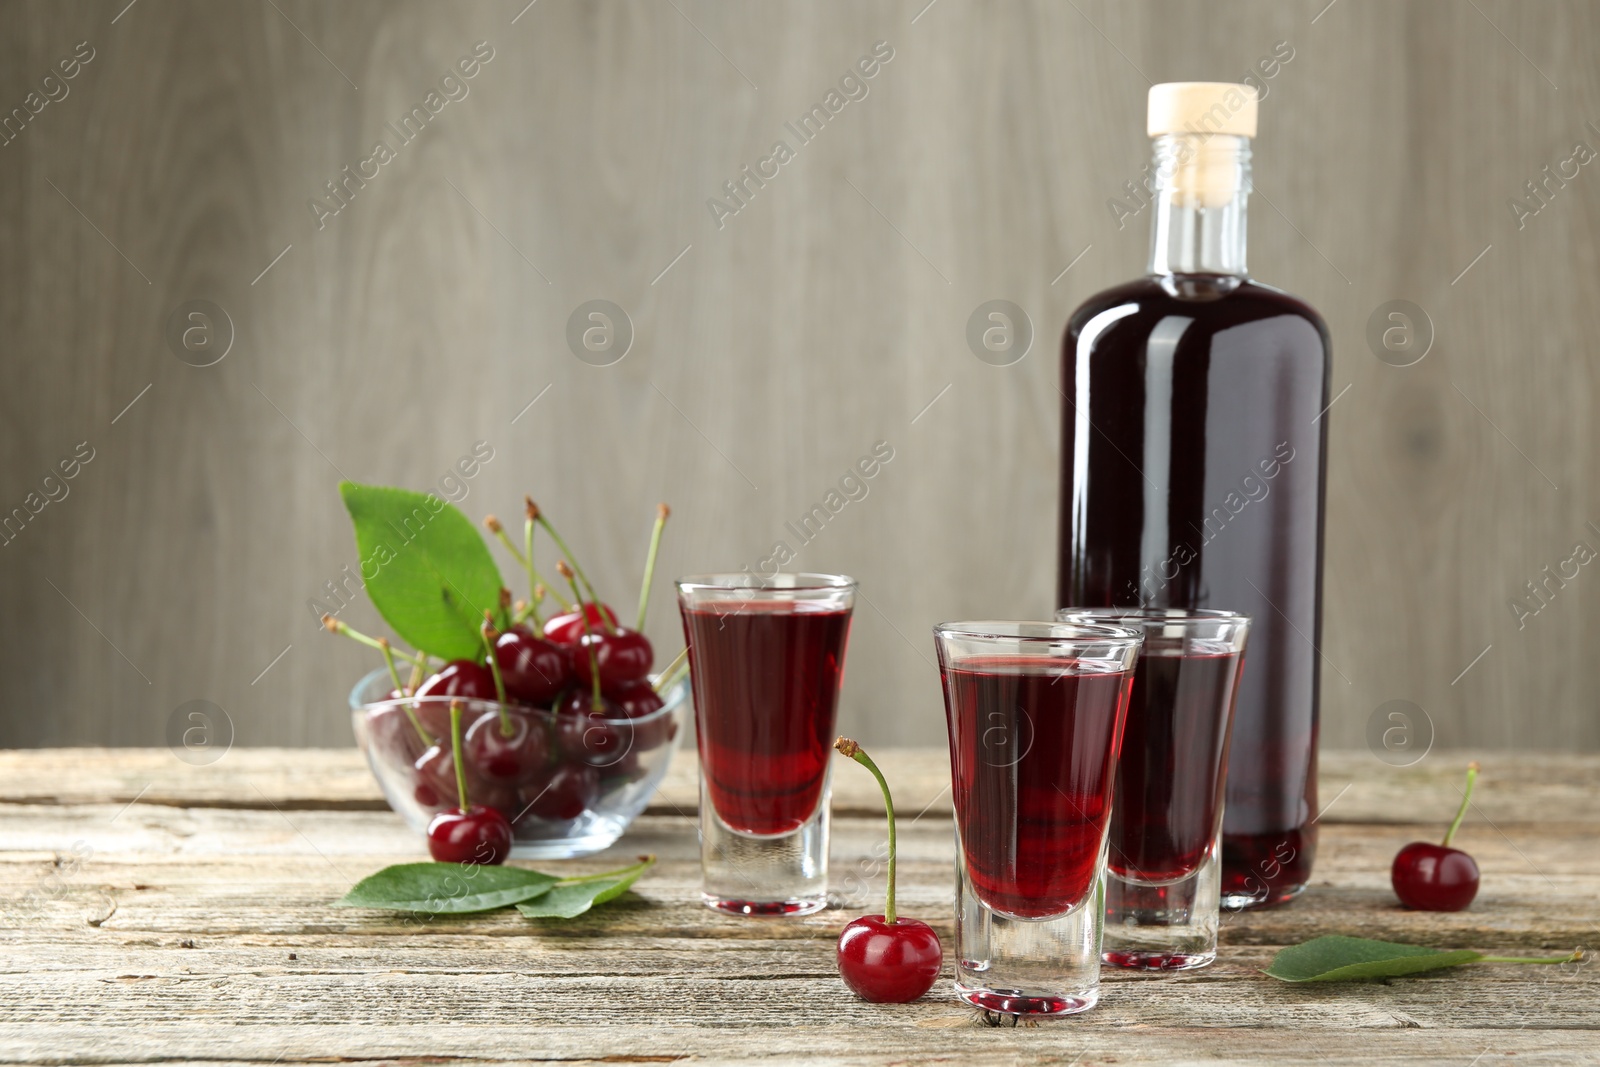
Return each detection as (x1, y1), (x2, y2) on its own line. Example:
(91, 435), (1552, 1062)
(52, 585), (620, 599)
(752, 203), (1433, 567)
(555, 689), (631, 767)
(1391, 762), (1483, 912)
(612, 681), (670, 751)
(413, 743), (457, 801)
(426, 805), (512, 865)
(837, 915), (943, 1003)
(573, 628), (654, 692)
(412, 700), (454, 744)
(516, 762), (600, 821)
(1392, 842), (1480, 912)
(367, 702), (427, 764)
(416, 660), (497, 701)
(543, 602), (619, 646)
(463, 709), (548, 786)
(832, 738), (944, 1003)
(494, 628), (571, 707)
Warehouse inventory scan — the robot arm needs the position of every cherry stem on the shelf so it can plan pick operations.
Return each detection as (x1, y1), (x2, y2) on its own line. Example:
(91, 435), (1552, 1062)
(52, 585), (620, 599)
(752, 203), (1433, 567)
(834, 737), (897, 924)
(553, 854), (656, 886)
(652, 647), (689, 694)
(533, 501), (611, 632)
(449, 700), (469, 812)
(377, 637), (405, 696)
(636, 503), (670, 631)
(525, 498), (575, 612)
(1476, 949), (1582, 965)
(479, 617), (513, 736)
(322, 615), (425, 668)
(485, 515), (526, 567)
(524, 512), (541, 622)
(560, 561), (606, 712)
(1442, 761), (1480, 848)
(382, 638), (432, 746)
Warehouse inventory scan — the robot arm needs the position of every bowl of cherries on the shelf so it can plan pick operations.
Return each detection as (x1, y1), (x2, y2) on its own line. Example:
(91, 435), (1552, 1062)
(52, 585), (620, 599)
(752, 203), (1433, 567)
(333, 487), (688, 860)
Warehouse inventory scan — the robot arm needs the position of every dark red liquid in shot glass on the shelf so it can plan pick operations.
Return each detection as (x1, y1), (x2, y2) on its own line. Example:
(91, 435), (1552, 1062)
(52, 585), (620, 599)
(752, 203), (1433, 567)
(943, 656), (1132, 918)
(682, 602), (851, 836)
(1109, 648), (1242, 883)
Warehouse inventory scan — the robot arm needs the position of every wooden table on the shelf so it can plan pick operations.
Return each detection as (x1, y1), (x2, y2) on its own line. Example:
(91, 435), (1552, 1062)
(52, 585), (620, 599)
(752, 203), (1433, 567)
(1, 748), (1595, 1065)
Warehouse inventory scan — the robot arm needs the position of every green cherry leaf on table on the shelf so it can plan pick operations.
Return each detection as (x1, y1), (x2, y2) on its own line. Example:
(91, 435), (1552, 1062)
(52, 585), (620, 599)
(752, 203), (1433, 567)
(516, 856), (656, 920)
(1264, 936), (1581, 983)
(339, 482), (504, 661)
(335, 862), (557, 914)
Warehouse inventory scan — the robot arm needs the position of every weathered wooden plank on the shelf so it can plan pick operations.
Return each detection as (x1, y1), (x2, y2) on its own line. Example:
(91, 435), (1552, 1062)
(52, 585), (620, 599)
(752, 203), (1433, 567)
(1, 749), (1592, 825)
(1, 808), (1594, 949)
(2, 750), (1594, 1066)
(0, 1026), (1592, 1067)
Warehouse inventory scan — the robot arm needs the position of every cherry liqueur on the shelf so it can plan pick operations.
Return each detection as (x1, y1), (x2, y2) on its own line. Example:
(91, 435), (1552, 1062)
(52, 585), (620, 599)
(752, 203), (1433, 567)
(1056, 83), (1330, 907)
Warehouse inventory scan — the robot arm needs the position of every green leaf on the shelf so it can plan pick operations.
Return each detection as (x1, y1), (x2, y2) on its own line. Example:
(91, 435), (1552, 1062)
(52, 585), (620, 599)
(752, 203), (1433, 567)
(334, 863), (557, 913)
(1264, 936), (1483, 982)
(339, 482), (503, 660)
(516, 857), (654, 920)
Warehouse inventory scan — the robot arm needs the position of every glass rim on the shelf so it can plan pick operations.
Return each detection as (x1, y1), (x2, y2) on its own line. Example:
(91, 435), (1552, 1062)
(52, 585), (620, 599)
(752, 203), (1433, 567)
(1055, 607), (1251, 630)
(675, 572), (857, 593)
(932, 619), (1142, 646)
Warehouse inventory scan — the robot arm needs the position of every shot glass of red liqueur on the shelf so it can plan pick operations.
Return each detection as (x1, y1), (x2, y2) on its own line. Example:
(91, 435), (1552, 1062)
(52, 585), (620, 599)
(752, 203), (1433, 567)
(934, 620), (1143, 1016)
(677, 573), (855, 916)
(1059, 608), (1250, 970)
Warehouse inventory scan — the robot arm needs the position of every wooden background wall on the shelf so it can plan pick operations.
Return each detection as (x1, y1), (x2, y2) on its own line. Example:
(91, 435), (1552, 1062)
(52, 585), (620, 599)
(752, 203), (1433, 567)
(2, 0), (1596, 752)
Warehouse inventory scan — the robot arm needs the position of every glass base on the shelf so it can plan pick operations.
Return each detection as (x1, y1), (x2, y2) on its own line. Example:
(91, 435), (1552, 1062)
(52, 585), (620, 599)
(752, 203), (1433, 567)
(1102, 949), (1214, 971)
(1221, 881), (1306, 910)
(953, 844), (1106, 1018)
(1104, 838), (1220, 967)
(957, 984), (1097, 1016)
(698, 774), (830, 916)
(703, 894), (826, 917)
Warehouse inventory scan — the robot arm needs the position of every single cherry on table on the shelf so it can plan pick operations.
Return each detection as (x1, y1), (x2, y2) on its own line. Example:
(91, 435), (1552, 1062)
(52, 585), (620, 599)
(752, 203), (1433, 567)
(1392, 761), (1482, 912)
(832, 737), (943, 1003)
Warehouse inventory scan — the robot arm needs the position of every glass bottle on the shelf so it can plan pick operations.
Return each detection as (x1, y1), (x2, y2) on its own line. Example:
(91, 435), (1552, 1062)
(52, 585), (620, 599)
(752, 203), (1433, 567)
(1056, 83), (1331, 907)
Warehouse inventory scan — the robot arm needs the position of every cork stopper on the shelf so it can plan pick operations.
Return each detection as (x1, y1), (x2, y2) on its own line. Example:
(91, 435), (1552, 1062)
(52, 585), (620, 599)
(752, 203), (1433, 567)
(1147, 82), (1258, 139)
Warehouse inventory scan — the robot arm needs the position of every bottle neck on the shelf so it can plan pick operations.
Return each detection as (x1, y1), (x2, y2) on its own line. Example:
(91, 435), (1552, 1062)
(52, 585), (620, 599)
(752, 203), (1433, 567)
(1147, 133), (1251, 277)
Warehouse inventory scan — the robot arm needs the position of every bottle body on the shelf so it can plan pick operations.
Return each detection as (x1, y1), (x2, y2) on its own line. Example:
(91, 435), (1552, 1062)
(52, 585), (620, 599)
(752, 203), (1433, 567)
(1057, 273), (1329, 907)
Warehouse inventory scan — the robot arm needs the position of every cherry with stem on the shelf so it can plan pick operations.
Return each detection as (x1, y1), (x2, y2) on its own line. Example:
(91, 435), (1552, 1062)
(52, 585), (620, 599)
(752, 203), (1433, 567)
(560, 561), (609, 716)
(425, 701), (512, 865)
(832, 737), (943, 1003)
(1391, 761), (1484, 912)
(636, 503), (670, 631)
(478, 614), (516, 736)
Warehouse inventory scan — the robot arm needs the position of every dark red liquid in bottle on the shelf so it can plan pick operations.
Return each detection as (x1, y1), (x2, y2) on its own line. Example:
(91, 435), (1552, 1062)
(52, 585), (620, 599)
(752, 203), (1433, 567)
(1057, 276), (1329, 906)
(942, 656), (1132, 918)
(1110, 648), (1242, 883)
(682, 602), (851, 836)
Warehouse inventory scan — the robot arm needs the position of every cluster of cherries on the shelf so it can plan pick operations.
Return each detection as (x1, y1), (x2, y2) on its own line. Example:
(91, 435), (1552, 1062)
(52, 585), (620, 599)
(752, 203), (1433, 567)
(334, 500), (682, 866)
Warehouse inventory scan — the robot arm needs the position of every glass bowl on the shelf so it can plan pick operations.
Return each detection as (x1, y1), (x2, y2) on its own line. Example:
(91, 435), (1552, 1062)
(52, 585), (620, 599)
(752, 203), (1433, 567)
(349, 666), (689, 859)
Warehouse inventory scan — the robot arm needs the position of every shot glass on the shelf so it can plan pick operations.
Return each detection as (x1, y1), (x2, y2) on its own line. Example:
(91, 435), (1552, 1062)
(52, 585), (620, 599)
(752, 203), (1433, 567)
(677, 573), (855, 916)
(934, 621), (1143, 1015)
(1058, 608), (1250, 970)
